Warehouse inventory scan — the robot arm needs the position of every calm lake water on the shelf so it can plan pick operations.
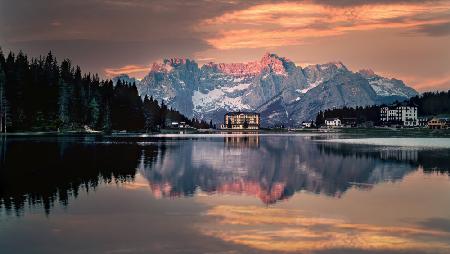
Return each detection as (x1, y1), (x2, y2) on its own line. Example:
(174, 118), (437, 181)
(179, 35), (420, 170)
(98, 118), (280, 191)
(1, 134), (450, 254)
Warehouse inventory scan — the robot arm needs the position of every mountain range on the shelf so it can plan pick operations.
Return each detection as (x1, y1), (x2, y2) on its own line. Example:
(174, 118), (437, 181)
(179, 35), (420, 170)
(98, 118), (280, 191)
(114, 53), (418, 127)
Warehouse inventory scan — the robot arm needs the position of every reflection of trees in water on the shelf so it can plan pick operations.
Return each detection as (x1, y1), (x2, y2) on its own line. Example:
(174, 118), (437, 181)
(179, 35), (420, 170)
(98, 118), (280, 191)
(0, 137), (148, 216)
(318, 142), (450, 173)
(1, 136), (449, 214)
(140, 137), (450, 204)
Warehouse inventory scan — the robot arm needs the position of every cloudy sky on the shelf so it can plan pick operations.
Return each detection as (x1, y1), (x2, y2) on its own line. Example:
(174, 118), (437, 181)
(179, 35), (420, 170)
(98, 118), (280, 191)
(1, 0), (449, 91)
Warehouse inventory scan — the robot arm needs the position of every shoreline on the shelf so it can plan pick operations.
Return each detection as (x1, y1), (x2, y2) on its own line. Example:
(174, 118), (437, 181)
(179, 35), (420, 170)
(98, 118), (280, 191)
(0, 127), (449, 138)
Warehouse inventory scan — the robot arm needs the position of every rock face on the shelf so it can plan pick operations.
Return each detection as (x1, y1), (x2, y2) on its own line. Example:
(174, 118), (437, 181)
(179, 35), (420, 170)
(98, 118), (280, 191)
(114, 53), (418, 127)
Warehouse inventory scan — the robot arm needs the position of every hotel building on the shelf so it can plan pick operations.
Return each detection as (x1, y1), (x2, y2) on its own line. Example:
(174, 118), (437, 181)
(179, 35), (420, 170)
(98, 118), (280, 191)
(380, 105), (418, 126)
(221, 112), (260, 130)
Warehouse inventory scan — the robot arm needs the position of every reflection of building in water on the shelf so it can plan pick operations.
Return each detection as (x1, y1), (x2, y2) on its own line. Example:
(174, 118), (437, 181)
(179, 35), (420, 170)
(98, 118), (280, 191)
(221, 112), (260, 130)
(224, 135), (260, 149)
(380, 149), (418, 162)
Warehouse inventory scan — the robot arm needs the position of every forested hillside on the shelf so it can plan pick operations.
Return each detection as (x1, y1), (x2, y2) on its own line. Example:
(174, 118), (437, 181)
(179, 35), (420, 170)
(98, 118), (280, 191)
(0, 49), (208, 132)
(315, 91), (450, 125)
(409, 91), (450, 116)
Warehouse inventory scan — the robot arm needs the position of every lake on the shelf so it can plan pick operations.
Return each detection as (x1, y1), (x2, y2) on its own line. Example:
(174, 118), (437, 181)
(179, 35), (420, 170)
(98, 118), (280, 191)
(1, 134), (450, 254)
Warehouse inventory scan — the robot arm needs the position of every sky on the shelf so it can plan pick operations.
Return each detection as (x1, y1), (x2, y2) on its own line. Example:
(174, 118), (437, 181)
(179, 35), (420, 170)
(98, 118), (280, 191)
(0, 0), (450, 92)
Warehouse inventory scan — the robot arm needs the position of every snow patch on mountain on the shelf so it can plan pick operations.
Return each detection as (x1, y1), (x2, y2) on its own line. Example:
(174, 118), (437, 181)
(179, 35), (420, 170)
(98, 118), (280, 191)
(298, 78), (324, 94)
(369, 78), (407, 97)
(192, 88), (251, 115)
(120, 53), (418, 127)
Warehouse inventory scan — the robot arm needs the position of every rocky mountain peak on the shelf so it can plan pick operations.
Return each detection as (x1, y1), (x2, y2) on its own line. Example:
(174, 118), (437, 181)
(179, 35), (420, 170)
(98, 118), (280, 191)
(324, 61), (348, 71)
(123, 53), (418, 127)
(200, 53), (292, 77)
(149, 58), (197, 73)
(259, 52), (289, 75)
(163, 58), (190, 67)
(149, 62), (173, 73)
(358, 69), (377, 78)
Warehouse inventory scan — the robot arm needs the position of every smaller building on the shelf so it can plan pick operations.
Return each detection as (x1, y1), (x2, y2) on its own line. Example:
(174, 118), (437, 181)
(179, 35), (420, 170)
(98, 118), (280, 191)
(342, 117), (357, 127)
(170, 121), (189, 129)
(302, 121), (313, 128)
(325, 118), (341, 127)
(222, 112), (260, 130)
(428, 118), (447, 129)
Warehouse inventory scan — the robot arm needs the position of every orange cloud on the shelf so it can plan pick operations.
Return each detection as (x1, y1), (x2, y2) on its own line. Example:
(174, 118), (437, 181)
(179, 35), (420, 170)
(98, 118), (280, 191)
(198, 1), (450, 49)
(409, 76), (450, 92)
(104, 64), (150, 78)
(199, 205), (450, 252)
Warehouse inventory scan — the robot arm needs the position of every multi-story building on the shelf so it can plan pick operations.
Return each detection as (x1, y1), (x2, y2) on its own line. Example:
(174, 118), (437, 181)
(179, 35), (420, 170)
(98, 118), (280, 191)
(380, 105), (418, 126)
(221, 112), (260, 130)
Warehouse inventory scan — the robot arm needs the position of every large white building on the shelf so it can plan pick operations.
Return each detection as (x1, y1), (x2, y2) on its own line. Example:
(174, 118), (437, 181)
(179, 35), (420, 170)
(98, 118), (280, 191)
(221, 112), (260, 130)
(380, 106), (418, 126)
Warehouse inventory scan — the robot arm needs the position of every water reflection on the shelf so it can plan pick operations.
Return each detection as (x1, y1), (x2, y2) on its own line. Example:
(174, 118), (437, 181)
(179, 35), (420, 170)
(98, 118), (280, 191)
(1, 135), (449, 216)
(139, 136), (450, 203)
(200, 204), (450, 253)
(0, 136), (145, 215)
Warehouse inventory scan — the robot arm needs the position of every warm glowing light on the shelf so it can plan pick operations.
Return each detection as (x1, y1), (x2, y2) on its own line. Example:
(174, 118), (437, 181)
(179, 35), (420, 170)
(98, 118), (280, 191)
(199, 205), (450, 252)
(198, 1), (450, 49)
(104, 64), (150, 77)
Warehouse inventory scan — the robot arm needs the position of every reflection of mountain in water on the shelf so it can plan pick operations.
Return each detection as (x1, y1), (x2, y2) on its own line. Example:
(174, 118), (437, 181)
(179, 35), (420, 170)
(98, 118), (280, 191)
(1, 135), (449, 215)
(140, 136), (450, 204)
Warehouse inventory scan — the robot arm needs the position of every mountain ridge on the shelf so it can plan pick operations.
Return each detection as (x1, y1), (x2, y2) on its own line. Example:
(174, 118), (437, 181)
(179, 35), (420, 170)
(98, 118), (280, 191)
(114, 53), (418, 127)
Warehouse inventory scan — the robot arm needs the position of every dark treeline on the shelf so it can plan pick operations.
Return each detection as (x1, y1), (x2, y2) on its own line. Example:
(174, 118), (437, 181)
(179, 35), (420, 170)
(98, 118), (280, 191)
(315, 91), (450, 125)
(316, 105), (381, 126)
(409, 91), (450, 116)
(0, 49), (209, 132)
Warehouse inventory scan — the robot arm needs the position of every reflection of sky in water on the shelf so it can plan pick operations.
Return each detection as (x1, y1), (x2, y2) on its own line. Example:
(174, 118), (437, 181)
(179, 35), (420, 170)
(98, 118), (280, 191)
(194, 172), (450, 253)
(0, 135), (450, 253)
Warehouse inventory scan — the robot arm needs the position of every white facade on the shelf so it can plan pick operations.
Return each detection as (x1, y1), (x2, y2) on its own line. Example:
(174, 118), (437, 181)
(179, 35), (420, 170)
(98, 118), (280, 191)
(380, 106), (418, 126)
(222, 112), (260, 130)
(302, 122), (312, 128)
(325, 118), (341, 127)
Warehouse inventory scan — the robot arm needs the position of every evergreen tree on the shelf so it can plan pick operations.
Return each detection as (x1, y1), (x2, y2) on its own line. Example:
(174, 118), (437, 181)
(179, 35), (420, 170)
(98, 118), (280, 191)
(0, 49), (10, 133)
(88, 97), (100, 127)
(58, 59), (72, 129)
(0, 49), (217, 133)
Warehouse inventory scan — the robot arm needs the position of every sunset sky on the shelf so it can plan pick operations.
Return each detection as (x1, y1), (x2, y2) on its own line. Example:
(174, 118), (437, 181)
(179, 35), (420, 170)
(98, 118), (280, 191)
(1, 0), (449, 92)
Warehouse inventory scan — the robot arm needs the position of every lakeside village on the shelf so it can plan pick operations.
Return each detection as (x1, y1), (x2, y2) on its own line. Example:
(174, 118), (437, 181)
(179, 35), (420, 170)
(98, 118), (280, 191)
(168, 104), (450, 131)
(313, 104), (450, 130)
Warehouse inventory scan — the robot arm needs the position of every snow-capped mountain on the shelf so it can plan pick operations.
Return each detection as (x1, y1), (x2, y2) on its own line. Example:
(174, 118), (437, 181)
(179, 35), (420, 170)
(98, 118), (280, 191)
(114, 53), (418, 127)
(358, 69), (417, 98)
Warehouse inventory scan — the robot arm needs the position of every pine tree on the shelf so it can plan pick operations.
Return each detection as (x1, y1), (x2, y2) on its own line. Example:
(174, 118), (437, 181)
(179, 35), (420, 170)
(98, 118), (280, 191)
(88, 97), (100, 128)
(58, 60), (72, 129)
(0, 55), (10, 133)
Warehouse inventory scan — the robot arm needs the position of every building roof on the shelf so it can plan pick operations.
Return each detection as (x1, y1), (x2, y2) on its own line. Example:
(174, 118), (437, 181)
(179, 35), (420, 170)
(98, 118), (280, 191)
(225, 111), (260, 116)
(325, 118), (340, 121)
(382, 103), (418, 110)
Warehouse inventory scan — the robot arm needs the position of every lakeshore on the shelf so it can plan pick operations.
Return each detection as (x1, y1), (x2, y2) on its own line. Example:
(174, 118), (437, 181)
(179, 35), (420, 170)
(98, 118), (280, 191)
(2, 127), (450, 138)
